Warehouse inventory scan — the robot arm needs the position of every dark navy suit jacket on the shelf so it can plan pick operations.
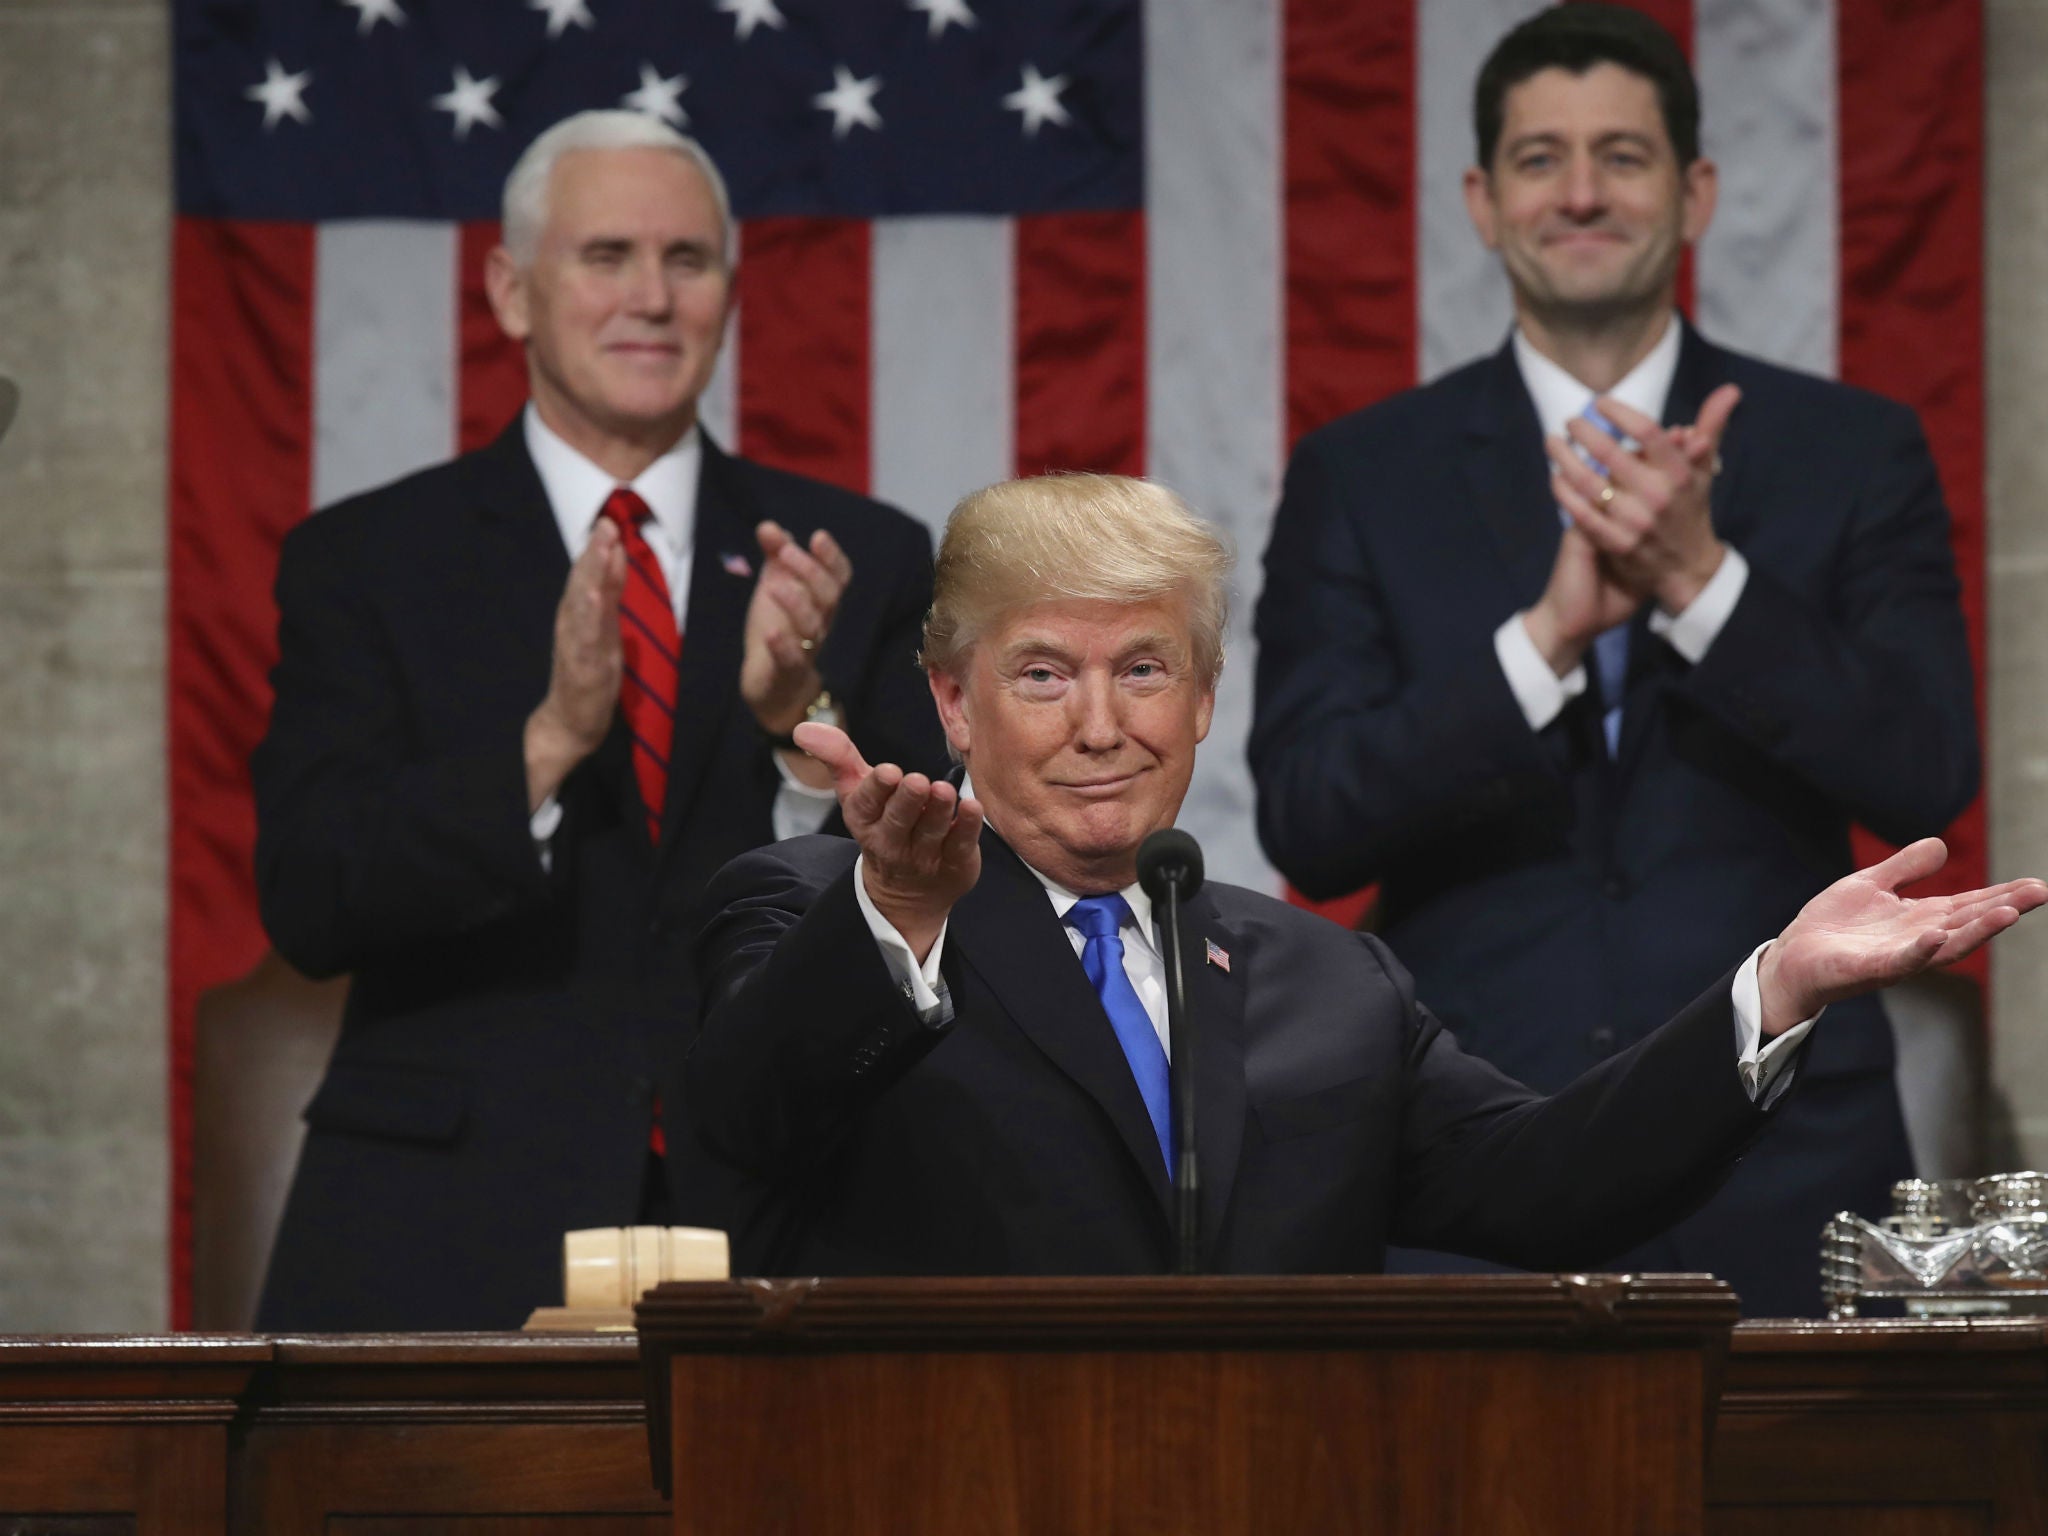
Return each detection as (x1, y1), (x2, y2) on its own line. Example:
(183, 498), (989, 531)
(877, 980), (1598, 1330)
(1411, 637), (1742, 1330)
(686, 831), (1776, 1280)
(1249, 327), (1978, 1313)
(252, 420), (947, 1329)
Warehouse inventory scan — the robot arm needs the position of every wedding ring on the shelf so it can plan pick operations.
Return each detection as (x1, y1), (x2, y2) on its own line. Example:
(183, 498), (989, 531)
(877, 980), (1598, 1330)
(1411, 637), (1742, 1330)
(1597, 484), (1616, 508)
(798, 636), (817, 653)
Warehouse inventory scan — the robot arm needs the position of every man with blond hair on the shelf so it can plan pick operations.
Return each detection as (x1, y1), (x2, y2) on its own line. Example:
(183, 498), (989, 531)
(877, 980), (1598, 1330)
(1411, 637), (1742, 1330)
(686, 474), (2035, 1279)
(252, 110), (944, 1328)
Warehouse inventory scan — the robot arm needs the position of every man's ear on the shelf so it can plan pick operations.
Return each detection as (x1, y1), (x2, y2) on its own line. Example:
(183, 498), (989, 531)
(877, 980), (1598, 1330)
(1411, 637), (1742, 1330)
(929, 666), (971, 760)
(1680, 156), (1719, 245)
(484, 245), (530, 343)
(1462, 165), (1501, 251)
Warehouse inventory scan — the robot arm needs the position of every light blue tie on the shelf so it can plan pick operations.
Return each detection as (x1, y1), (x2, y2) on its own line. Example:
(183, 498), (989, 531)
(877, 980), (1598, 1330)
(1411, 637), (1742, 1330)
(1573, 399), (1630, 756)
(1066, 894), (1173, 1175)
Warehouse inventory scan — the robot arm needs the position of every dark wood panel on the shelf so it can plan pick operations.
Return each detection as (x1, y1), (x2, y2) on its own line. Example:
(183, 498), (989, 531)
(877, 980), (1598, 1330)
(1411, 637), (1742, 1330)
(0, 1521), (136, 1536)
(327, 1521), (667, 1535)
(1708, 1508), (1988, 1536)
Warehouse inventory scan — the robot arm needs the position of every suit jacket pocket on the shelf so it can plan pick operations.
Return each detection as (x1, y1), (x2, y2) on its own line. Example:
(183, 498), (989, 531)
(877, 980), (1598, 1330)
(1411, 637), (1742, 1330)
(1252, 1075), (1379, 1142)
(304, 1062), (468, 1146)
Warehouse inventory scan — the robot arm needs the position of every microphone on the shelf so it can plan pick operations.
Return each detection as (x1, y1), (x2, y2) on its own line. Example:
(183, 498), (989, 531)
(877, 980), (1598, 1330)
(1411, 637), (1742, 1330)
(1138, 827), (1204, 1275)
(0, 378), (17, 450)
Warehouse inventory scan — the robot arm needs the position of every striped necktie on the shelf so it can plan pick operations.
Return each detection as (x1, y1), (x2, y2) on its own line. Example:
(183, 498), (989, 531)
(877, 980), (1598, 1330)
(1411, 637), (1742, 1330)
(600, 488), (681, 843)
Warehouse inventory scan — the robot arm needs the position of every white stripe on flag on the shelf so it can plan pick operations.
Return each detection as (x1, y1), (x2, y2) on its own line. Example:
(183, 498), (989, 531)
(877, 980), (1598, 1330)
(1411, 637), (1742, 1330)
(1418, 0), (1547, 379)
(312, 220), (457, 509)
(1693, 0), (1838, 377)
(870, 216), (1014, 533)
(1146, 0), (1282, 892)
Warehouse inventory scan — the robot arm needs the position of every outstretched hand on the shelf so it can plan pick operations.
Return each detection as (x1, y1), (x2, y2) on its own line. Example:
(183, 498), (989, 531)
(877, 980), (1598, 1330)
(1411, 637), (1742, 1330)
(1757, 839), (2048, 1035)
(794, 722), (983, 962)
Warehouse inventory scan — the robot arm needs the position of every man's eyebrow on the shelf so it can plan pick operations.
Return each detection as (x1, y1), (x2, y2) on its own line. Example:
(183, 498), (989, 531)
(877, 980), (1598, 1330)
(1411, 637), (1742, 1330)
(1503, 128), (1659, 156)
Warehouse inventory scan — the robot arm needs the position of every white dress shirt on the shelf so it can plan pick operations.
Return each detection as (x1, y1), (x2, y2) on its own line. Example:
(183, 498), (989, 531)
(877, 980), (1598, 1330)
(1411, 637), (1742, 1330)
(1493, 313), (1751, 731)
(521, 405), (834, 849)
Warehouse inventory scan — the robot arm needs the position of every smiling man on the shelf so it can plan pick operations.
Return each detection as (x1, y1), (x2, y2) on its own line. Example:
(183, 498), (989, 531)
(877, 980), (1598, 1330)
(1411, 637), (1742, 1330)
(1250, 5), (1979, 1314)
(251, 111), (945, 1329)
(685, 474), (2033, 1281)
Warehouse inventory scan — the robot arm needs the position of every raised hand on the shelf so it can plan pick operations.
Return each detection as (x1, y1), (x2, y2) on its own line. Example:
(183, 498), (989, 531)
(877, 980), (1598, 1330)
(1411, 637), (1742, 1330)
(525, 517), (627, 810)
(1756, 838), (2048, 1036)
(742, 520), (853, 735)
(794, 721), (984, 962)
(1547, 383), (1742, 615)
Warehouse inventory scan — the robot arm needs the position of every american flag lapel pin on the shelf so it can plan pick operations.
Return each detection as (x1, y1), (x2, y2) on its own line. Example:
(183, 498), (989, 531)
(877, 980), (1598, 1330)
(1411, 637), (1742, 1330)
(1205, 937), (1231, 973)
(720, 550), (754, 579)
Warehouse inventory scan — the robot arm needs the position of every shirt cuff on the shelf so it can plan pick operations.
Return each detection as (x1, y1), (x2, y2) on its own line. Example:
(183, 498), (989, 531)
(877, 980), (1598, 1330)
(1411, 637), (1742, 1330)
(1647, 546), (1749, 663)
(529, 794), (563, 873)
(853, 854), (952, 1024)
(771, 751), (840, 842)
(1495, 613), (1589, 731)
(1732, 940), (1820, 1106)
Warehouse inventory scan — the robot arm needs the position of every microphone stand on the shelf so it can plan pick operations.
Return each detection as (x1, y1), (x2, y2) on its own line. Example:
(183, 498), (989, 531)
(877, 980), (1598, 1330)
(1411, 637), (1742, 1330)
(1157, 874), (1199, 1275)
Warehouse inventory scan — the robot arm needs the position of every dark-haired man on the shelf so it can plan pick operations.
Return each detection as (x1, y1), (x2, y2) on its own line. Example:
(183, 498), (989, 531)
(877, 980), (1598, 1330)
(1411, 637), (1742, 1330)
(1250, 4), (1978, 1315)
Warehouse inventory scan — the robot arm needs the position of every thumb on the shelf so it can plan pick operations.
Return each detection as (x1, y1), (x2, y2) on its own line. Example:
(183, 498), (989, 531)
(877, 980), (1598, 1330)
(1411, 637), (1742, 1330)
(1696, 383), (1742, 451)
(1865, 836), (1948, 895)
(791, 721), (867, 791)
(755, 519), (793, 561)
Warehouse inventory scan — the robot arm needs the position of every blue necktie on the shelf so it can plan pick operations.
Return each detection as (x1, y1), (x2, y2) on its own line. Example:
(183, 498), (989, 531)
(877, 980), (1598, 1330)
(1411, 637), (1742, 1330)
(1066, 894), (1173, 1175)
(1572, 399), (1630, 756)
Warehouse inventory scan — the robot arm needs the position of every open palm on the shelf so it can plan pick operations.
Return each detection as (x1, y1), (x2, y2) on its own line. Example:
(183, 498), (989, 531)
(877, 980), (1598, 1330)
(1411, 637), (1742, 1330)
(1758, 839), (2048, 1035)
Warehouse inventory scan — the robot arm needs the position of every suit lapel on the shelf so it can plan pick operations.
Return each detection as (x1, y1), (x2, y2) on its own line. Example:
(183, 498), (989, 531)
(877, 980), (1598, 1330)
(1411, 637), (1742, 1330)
(658, 432), (755, 844)
(1171, 889), (1246, 1266)
(952, 834), (1176, 1214)
(463, 421), (574, 685)
(1463, 338), (1563, 608)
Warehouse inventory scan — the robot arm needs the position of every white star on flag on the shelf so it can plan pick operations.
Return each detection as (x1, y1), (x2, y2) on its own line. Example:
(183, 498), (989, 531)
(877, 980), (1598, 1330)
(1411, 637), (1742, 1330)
(717, 0), (786, 42)
(338, 0), (406, 35)
(907, 0), (976, 38)
(622, 64), (689, 127)
(244, 59), (312, 130)
(1003, 64), (1071, 138)
(431, 65), (504, 140)
(529, 0), (595, 38)
(814, 64), (884, 139)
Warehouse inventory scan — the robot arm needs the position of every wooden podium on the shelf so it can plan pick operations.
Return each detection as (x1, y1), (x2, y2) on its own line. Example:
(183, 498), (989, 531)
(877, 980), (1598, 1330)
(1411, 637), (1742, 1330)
(636, 1273), (1738, 1535)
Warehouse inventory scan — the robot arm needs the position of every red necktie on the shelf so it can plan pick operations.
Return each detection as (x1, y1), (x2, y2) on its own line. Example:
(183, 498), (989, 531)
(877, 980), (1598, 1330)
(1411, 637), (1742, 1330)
(600, 488), (681, 844)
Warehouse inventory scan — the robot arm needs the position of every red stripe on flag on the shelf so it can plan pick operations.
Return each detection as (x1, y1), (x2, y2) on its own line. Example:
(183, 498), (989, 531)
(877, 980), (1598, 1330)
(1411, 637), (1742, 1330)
(1282, 0), (1415, 453)
(459, 221), (528, 454)
(1838, 0), (1987, 965)
(736, 218), (871, 492)
(167, 217), (317, 1326)
(1013, 211), (1146, 477)
(1281, 0), (1414, 927)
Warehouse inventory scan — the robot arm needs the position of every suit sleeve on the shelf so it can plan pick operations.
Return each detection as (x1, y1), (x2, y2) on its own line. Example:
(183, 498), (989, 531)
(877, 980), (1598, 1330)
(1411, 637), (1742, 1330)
(1670, 406), (1979, 842)
(685, 843), (949, 1179)
(1371, 937), (1777, 1268)
(252, 519), (555, 979)
(1249, 429), (1577, 900)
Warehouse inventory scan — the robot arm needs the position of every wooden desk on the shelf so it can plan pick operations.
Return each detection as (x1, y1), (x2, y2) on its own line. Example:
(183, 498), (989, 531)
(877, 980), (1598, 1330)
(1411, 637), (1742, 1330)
(3, 1311), (2043, 1534)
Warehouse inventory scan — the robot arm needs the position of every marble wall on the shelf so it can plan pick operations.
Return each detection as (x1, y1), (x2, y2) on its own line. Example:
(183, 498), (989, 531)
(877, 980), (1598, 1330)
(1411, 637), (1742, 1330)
(0, 0), (170, 1329)
(0, 0), (2044, 1328)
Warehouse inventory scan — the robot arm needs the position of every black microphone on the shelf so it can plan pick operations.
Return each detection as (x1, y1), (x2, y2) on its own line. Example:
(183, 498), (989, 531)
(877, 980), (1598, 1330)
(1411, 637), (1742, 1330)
(1138, 827), (1204, 1275)
(0, 378), (17, 450)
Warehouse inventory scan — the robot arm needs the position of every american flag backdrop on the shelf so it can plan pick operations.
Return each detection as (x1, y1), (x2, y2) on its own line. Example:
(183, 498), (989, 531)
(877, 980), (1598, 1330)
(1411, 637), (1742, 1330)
(168, 0), (1984, 1322)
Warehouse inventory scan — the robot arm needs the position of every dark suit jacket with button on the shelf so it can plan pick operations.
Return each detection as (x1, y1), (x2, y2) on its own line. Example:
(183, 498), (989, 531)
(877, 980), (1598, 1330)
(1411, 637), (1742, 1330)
(1249, 326), (1979, 1313)
(251, 419), (948, 1329)
(685, 831), (1777, 1279)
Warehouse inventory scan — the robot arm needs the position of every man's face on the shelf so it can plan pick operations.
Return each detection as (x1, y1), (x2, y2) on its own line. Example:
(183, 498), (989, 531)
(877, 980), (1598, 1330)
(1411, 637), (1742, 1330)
(930, 595), (1216, 894)
(488, 146), (732, 461)
(1463, 63), (1715, 325)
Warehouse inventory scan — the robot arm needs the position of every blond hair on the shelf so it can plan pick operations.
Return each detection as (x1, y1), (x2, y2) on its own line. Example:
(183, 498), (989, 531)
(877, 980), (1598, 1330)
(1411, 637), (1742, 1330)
(922, 474), (1233, 686)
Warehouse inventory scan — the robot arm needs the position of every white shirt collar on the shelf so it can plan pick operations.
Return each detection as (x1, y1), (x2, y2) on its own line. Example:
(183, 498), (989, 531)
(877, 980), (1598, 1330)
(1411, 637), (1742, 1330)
(1511, 311), (1682, 441)
(962, 771), (1160, 953)
(522, 403), (701, 566)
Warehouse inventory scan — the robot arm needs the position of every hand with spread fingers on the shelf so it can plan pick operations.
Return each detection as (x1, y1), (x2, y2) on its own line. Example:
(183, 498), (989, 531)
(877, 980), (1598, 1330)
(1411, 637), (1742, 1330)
(742, 519), (853, 736)
(1546, 382), (1742, 615)
(525, 516), (627, 811)
(1757, 838), (2048, 1037)
(794, 721), (984, 962)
